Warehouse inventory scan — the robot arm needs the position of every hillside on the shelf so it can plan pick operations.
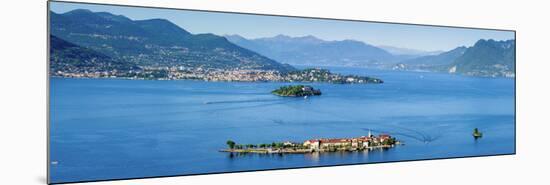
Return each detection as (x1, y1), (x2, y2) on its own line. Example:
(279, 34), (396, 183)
(449, 39), (515, 77)
(394, 39), (515, 77)
(404, 46), (467, 66)
(50, 9), (295, 72)
(50, 35), (138, 75)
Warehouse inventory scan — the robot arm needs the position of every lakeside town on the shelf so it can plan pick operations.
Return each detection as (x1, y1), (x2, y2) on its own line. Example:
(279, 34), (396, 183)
(51, 67), (384, 84)
(220, 132), (400, 154)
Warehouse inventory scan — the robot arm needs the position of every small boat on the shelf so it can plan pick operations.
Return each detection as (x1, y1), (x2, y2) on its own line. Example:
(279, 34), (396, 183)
(304, 95), (308, 99)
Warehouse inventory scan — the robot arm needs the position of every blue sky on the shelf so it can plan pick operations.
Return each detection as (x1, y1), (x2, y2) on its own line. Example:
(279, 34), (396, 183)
(50, 1), (514, 52)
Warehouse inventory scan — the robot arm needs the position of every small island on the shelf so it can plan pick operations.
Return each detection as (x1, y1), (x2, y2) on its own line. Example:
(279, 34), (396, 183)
(272, 85), (322, 97)
(473, 128), (483, 139)
(220, 134), (400, 154)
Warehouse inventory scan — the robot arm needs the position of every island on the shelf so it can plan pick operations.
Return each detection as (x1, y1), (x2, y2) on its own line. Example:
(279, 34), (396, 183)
(272, 85), (322, 97)
(473, 128), (483, 139)
(220, 134), (400, 154)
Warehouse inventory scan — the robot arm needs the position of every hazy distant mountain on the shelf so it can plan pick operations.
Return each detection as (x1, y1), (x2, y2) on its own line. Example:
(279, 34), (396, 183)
(449, 39), (515, 77)
(50, 9), (295, 72)
(225, 34), (398, 67)
(403, 46), (467, 66)
(378, 45), (443, 56)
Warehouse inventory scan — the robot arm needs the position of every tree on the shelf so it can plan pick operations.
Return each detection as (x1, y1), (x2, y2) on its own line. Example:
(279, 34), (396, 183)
(226, 140), (236, 149)
(473, 128), (482, 138)
(382, 137), (397, 145)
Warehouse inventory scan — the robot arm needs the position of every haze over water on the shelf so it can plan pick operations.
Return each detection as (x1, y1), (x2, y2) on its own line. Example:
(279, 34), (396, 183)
(49, 67), (515, 183)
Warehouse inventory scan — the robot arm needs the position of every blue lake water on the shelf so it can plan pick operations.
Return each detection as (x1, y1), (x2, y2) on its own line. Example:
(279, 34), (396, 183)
(49, 67), (515, 183)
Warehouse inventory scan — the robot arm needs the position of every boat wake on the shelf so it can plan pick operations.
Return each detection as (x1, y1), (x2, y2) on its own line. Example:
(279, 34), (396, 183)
(204, 98), (300, 105)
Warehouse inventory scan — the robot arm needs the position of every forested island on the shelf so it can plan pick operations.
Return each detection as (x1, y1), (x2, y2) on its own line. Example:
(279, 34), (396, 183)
(272, 85), (322, 97)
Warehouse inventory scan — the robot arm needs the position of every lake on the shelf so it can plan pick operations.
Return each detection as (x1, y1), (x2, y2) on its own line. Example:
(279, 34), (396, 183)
(49, 67), (515, 183)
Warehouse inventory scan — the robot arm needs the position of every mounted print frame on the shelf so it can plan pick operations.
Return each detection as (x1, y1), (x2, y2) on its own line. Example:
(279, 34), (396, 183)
(48, 1), (516, 184)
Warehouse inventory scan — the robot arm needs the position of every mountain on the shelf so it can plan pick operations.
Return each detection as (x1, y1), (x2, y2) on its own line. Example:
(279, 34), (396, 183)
(449, 39), (515, 77)
(402, 46), (467, 66)
(225, 34), (397, 67)
(394, 39), (515, 77)
(378, 45), (443, 56)
(50, 34), (138, 74)
(50, 9), (295, 72)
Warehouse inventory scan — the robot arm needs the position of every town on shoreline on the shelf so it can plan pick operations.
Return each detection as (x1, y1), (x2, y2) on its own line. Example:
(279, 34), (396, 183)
(220, 133), (401, 154)
(52, 67), (384, 84)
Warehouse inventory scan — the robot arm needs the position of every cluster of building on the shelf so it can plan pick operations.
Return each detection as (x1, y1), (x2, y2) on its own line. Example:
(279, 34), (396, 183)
(221, 131), (398, 154)
(192, 69), (283, 82)
(52, 70), (121, 78)
(284, 68), (383, 84)
(302, 132), (395, 151)
(53, 65), (383, 84)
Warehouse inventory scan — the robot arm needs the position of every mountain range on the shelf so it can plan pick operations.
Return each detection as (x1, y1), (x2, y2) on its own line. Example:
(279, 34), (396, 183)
(50, 9), (295, 72)
(226, 34), (515, 77)
(225, 34), (399, 67)
(395, 46), (468, 71)
(377, 45), (443, 56)
(450, 39), (515, 77)
(394, 39), (515, 77)
(50, 9), (515, 78)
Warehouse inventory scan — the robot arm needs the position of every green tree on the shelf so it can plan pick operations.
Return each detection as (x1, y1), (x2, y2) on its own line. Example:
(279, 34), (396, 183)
(226, 140), (236, 149)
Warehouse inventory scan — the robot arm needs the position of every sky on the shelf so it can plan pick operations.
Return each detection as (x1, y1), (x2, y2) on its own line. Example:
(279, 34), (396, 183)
(50, 2), (514, 52)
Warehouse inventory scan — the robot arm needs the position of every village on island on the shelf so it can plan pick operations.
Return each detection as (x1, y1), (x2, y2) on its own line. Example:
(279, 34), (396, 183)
(220, 131), (401, 154)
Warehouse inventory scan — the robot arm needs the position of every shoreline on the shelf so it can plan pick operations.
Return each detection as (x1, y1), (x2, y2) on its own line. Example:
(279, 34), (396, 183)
(48, 75), (384, 84)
